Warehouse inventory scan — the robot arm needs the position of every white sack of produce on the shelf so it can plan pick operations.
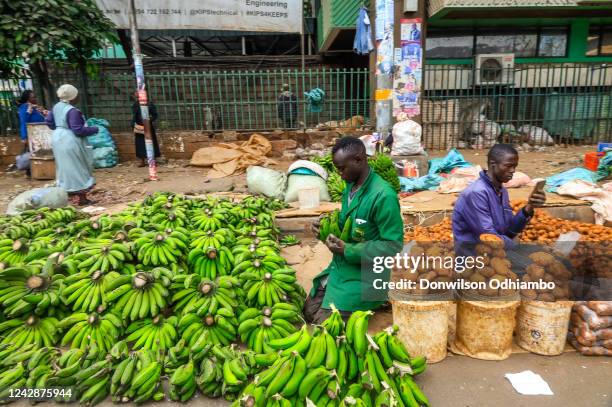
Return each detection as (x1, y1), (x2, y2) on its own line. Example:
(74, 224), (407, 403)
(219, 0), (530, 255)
(482, 120), (501, 140)
(518, 125), (554, 145)
(503, 171), (531, 188)
(470, 114), (488, 134)
(284, 174), (330, 203)
(246, 166), (287, 199)
(6, 187), (69, 215)
(391, 119), (424, 156)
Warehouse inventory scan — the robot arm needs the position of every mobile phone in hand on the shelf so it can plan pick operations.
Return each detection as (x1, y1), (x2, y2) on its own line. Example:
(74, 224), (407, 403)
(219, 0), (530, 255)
(533, 180), (546, 194)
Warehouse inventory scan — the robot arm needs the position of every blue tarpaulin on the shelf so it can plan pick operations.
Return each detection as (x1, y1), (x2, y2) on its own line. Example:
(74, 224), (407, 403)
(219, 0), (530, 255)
(545, 168), (599, 192)
(400, 174), (444, 192)
(428, 148), (472, 175)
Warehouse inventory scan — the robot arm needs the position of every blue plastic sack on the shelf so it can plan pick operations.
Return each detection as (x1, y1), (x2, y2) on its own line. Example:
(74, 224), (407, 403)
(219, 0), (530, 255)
(596, 151), (612, 181)
(400, 174), (444, 192)
(428, 148), (472, 175)
(545, 168), (599, 192)
(92, 147), (118, 169)
(86, 118), (115, 149)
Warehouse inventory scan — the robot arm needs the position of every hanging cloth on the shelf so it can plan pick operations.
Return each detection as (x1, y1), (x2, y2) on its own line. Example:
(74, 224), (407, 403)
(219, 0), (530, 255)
(353, 7), (374, 55)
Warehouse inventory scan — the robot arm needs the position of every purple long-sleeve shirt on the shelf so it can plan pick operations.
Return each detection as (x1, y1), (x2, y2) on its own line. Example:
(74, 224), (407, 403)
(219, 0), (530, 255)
(452, 171), (531, 250)
(45, 108), (98, 137)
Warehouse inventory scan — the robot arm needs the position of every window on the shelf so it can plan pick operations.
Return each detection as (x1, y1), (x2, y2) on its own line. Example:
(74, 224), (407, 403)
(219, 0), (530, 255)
(426, 27), (568, 59)
(426, 32), (473, 59)
(588, 26), (612, 56)
(538, 28), (568, 57)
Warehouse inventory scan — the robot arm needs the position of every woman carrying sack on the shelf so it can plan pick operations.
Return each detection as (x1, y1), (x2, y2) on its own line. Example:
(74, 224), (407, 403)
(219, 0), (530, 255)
(131, 91), (161, 167)
(45, 84), (98, 206)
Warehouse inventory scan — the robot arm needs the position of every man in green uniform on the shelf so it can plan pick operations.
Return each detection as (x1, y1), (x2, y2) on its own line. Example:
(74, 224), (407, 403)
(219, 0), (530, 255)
(305, 137), (404, 323)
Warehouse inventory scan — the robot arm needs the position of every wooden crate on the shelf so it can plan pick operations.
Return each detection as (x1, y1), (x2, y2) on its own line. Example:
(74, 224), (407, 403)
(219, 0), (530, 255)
(31, 157), (55, 180)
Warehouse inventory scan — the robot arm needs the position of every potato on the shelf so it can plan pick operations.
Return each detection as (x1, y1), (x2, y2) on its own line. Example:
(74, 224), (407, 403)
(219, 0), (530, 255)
(479, 287), (499, 297)
(475, 244), (492, 256)
(479, 233), (504, 249)
(470, 273), (486, 283)
(521, 288), (538, 299)
(480, 266), (496, 278)
(491, 257), (511, 275)
(529, 252), (556, 266)
(526, 264), (545, 280)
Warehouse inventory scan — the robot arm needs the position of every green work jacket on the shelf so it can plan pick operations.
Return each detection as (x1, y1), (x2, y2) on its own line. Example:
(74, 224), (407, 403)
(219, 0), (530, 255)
(311, 169), (404, 311)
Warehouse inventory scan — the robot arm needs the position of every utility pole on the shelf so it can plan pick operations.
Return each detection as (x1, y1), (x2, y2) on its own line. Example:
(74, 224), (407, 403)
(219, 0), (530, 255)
(373, 0), (394, 141)
(129, 0), (158, 181)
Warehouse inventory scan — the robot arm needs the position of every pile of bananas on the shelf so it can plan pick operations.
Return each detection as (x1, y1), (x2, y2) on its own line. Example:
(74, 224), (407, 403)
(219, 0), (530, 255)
(319, 210), (352, 242)
(232, 308), (430, 407)
(0, 194), (432, 406)
(237, 303), (300, 353)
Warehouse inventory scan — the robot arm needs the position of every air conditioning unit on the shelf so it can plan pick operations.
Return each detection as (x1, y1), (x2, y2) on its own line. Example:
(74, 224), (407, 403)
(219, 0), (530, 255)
(474, 54), (515, 86)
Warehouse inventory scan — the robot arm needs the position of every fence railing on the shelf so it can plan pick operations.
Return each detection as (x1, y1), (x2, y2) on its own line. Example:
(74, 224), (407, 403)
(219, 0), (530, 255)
(422, 63), (612, 149)
(2, 64), (612, 150)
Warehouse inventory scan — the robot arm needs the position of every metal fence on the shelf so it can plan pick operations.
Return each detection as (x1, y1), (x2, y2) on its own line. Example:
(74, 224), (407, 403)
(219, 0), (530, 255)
(0, 68), (370, 135)
(422, 63), (612, 149)
(2, 64), (612, 149)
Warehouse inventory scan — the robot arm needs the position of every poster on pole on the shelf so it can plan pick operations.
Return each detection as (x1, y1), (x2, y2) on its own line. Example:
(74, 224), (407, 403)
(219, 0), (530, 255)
(393, 19), (422, 118)
(375, 0), (394, 76)
(96, 0), (303, 33)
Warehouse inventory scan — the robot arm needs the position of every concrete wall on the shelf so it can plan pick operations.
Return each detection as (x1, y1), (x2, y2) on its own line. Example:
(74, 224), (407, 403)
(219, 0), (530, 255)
(0, 129), (365, 166)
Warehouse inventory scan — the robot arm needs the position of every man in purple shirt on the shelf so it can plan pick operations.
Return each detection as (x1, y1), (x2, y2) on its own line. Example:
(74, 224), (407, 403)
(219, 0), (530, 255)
(453, 144), (546, 253)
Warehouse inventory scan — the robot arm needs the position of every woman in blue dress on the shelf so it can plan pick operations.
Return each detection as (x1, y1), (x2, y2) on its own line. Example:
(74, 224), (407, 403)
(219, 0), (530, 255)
(45, 84), (98, 205)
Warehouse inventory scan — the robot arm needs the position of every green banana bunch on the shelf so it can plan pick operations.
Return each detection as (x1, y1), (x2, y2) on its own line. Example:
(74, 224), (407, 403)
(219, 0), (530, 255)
(395, 372), (430, 407)
(237, 303), (300, 353)
(171, 275), (240, 316)
(0, 315), (59, 348)
(321, 304), (346, 337)
(266, 324), (311, 356)
(179, 308), (238, 348)
(235, 225), (278, 242)
(310, 152), (335, 173)
(164, 339), (191, 373)
(114, 349), (163, 404)
(60, 310), (123, 352)
(106, 269), (172, 321)
(368, 154), (400, 192)
(76, 358), (113, 406)
(125, 315), (178, 352)
(150, 205), (188, 229)
(0, 362), (26, 402)
(109, 339), (129, 360)
(192, 208), (226, 231)
(373, 326), (416, 371)
(232, 236), (279, 255)
(61, 270), (121, 312)
(196, 355), (224, 399)
(169, 361), (197, 402)
(188, 245), (235, 279)
(134, 229), (188, 266)
(0, 265), (63, 317)
(0, 238), (30, 266)
(1, 223), (36, 240)
(279, 235), (300, 247)
(241, 266), (297, 308)
(24, 346), (60, 390)
(70, 238), (133, 273)
(303, 328), (341, 371)
(235, 211), (275, 231)
(319, 210), (340, 241)
(346, 310), (374, 357)
(191, 228), (235, 252)
(327, 172), (346, 203)
(0, 343), (36, 367)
